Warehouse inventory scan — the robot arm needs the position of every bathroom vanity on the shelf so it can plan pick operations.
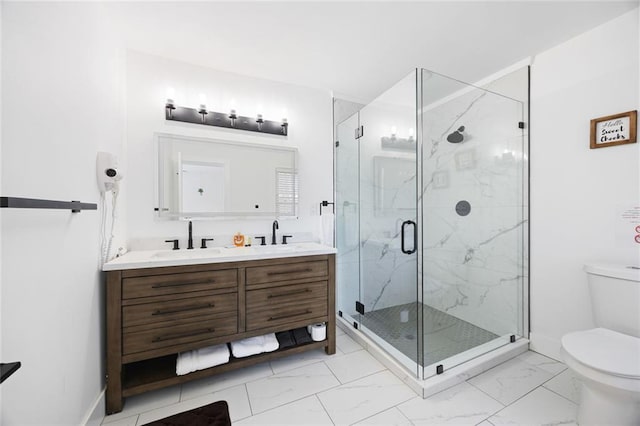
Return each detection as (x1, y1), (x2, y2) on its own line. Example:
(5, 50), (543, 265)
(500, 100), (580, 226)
(103, 243), (336, 414)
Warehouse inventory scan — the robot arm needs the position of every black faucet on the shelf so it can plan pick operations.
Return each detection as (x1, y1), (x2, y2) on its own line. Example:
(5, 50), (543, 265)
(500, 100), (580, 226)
(187, 221), (194, 249)
(201, 238), (214, 249)
(271, 220), (279, 245)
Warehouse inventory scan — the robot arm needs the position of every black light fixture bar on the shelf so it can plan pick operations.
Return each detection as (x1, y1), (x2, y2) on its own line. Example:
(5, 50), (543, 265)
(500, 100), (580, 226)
(165, 106), (288, 136)
(0, 197), (97, 213)
(0, 362), (21, 384)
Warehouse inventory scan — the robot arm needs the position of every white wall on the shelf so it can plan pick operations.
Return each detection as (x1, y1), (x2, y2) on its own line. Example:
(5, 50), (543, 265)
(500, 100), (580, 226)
(124, 51), (333, 250)
(1, 3), (123, 424)
(0, 0), (4, 414)
(530, 8), (640, 359)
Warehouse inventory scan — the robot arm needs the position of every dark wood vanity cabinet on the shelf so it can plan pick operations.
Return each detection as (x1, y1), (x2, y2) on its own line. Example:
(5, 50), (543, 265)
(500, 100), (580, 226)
(105, 254), (335, 414)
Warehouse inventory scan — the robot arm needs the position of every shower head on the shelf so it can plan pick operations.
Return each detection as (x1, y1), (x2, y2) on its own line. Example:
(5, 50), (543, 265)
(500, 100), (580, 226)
(446, 126), (465, 143)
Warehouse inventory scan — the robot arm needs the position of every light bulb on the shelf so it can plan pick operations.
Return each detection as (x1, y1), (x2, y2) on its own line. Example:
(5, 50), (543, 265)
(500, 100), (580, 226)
(166, 87), (176, 107)
(198, 93), (207, 114)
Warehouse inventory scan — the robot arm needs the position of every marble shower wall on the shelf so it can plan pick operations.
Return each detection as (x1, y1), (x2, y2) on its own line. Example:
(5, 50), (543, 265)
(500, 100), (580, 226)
(421, 71), (526, 337)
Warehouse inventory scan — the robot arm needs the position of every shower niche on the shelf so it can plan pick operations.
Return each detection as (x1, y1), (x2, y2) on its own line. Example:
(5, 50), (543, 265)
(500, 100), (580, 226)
(334, 67), (529, 381)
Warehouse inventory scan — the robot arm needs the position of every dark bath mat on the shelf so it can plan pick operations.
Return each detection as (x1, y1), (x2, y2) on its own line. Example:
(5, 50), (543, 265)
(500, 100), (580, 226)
(144, 400), (231, 426)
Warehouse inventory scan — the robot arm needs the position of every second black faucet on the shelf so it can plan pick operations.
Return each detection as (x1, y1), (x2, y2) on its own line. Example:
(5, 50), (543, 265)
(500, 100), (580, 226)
(187, 220), (194, 249)
(271, 220), (279, 245)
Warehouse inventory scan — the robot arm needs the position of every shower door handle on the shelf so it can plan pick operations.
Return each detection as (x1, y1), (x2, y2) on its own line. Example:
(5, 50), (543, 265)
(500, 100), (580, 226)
(401, 220), (417, 255)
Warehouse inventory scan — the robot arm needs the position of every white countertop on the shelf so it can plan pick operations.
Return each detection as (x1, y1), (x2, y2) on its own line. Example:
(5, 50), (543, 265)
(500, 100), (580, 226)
(102, 242), (337, 271)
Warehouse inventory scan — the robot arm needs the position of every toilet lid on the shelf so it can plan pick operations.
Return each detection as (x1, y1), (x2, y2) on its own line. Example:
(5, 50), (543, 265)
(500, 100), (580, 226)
(562, 328), (640, 378)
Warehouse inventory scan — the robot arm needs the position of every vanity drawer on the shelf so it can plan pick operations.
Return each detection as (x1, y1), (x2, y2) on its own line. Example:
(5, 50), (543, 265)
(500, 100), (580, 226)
(246, 260), (328, 286)
(123, 314), (237, 356)
(246, 281), (328, 331)
(123, 269), (237, 299)
(123, 293), (237, 328)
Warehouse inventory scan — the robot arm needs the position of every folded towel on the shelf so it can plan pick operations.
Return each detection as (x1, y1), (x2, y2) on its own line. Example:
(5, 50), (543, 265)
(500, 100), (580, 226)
(275, 331), (296, 349)
(292, 327), (312, 345)
(320, 213), (335, 247)
(231, 333), (280, 358)
(176, 343), (230, 376)
(263, 333), (279, 353)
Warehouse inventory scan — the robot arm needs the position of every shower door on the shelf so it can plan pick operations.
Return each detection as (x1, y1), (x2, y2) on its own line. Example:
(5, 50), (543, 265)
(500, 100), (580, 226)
(335, 112), (361, 324)
(336, 71), (421, 375)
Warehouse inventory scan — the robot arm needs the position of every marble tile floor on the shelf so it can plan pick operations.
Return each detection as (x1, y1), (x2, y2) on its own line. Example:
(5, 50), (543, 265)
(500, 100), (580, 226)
(102, 331), (581, 426)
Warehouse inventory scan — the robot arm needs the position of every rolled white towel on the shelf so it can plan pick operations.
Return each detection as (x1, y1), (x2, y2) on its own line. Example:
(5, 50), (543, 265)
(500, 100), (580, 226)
(262, 333), (279, 353)
(193, 343), (230, 370)
(176, 350), (197, 376)
(231, 335), (266, 358)
(231, 333), (280, 358)
(176, 343), (230, 376)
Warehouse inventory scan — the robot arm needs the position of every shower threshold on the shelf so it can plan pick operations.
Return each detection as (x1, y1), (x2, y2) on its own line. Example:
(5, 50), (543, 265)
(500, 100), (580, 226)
(337, 315), (528, 398)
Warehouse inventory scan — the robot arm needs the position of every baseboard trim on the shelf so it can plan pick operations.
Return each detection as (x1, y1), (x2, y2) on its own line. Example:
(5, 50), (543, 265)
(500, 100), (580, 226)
(82, 388), (106, 426)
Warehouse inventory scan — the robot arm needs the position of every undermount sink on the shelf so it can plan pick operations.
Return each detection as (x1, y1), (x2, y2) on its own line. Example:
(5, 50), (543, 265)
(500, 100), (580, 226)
(251, 245), (297, 253)
(152, 248), (221, 259)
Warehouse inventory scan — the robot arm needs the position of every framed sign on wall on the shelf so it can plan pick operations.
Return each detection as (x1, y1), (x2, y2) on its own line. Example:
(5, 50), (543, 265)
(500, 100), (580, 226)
(590, 110), (637, 149)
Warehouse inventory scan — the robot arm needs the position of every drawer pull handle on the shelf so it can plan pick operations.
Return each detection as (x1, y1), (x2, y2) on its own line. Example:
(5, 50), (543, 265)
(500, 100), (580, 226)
(152, 328), (215, 342)
(267, 268), (313, 276)
(152, 303), (214, 316)
(267, 289), (311, 299)
(151, 279), (216, 289)
(268, 310), (311, 321)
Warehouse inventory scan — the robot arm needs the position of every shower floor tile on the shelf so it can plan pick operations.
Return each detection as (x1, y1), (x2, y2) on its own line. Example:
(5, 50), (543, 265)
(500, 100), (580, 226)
(358, 303), (498, 366)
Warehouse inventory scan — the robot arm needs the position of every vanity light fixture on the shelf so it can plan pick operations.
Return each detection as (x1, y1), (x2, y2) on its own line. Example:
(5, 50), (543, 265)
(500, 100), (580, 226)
(381, 127), (416, 151)
(163, 95), (288, 136)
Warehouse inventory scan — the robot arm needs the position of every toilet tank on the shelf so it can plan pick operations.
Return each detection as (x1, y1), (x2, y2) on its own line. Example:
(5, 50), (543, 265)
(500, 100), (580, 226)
(584, 263), (640, 338)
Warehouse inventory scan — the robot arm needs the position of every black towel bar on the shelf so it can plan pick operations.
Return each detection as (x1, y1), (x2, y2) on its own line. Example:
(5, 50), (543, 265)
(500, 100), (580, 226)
(319, 201), (334, 215)
(0, 197), (97, 213)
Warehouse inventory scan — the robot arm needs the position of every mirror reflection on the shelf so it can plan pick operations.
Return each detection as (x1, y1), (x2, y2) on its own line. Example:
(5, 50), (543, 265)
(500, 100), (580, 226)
(157, 133), (298, 218)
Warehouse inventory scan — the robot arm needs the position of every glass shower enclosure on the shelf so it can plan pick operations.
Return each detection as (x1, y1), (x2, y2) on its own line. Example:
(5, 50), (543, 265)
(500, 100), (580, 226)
(335, 68), (528, 380)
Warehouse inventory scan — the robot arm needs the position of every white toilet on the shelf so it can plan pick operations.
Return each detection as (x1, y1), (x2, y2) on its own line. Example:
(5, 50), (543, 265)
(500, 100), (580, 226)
(561, 264), (640, 425)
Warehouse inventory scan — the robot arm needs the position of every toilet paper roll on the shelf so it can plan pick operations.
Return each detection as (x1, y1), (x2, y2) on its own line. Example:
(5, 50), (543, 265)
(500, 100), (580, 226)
(311, 323), (326, 342)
